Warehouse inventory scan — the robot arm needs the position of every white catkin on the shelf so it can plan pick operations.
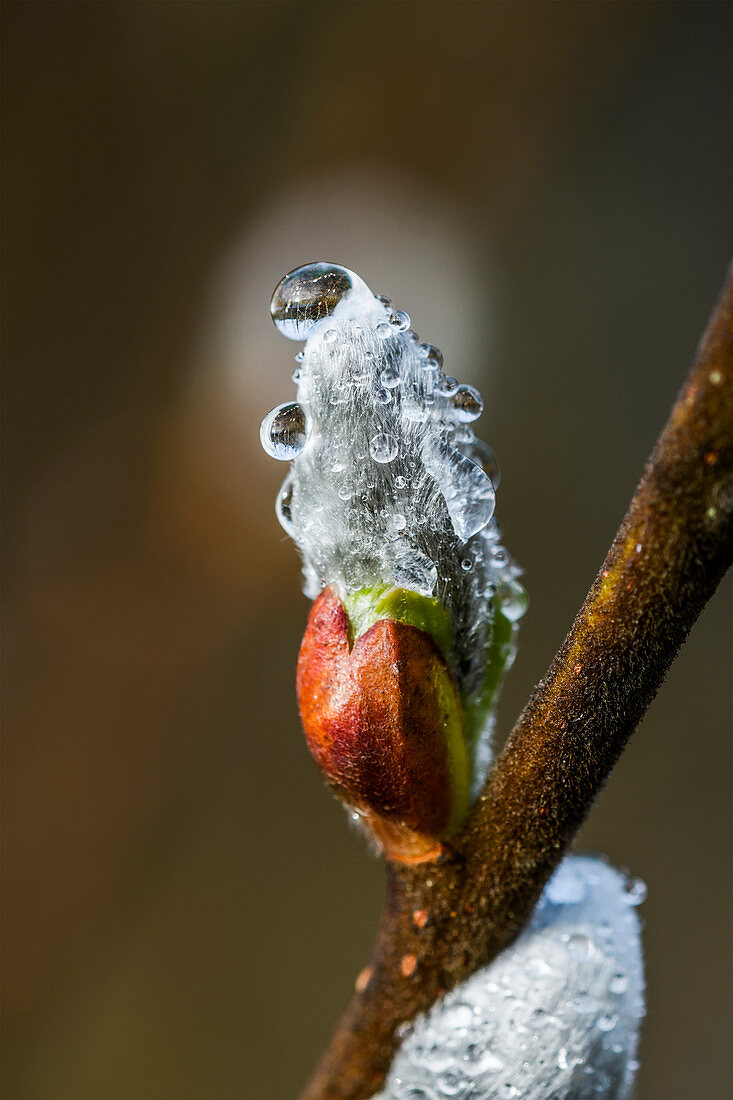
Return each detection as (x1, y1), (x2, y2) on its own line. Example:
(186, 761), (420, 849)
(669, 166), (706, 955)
(262, 263), (527, 792)
(375, 856), (646, 1100)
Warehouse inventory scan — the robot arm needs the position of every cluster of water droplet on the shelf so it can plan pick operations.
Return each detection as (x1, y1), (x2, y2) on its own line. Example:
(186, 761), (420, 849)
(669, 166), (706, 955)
(261, 262), (526, 736)
(376, 857), (646, 1100)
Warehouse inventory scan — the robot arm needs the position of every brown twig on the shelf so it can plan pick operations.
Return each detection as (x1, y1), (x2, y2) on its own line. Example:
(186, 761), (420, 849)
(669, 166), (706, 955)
(303, 266), (733, 1100)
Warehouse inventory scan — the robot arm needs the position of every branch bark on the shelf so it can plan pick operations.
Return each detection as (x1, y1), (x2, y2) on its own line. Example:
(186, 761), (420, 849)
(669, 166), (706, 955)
(303, 265), (733, 1100)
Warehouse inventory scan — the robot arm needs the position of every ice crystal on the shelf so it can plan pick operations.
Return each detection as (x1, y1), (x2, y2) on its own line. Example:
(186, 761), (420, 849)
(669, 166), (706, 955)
(376, 857), (645, 1100)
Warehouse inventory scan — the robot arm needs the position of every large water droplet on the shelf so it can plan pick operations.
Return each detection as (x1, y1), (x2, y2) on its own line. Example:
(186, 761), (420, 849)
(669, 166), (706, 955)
(370, 433), (399, 463)
(270, 262), (355, 340)
(260, 402), (310, 460)
(422, 440), (495, 541)
(462, 439), (501, 488)
(451, 384), (484, 422)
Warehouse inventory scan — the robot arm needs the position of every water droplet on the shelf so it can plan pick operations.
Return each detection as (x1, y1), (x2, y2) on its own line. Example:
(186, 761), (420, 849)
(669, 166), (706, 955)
(441, 1002), (474, 1030)
(276, 476), (295, 534)
(452, 384), (484, 422)
(375, 387), (393, 404)
(381, 365), (401, 388)
(461, 558), (473, 572)
(392, 513), (407, 532)
(370, 433), (399, 463)
(291, 367), (302, 383)
(418, 343), (443, 369)
(566, 933), (591, 959)
(394, 475), (407, 489)
(623, 877), (647, 906)
(422, 1044), (453, 1073)
(463, 439), (501, 488)
(491, 546), (509, 567)
(558, 1047), (583, 1070)
(260, 402), (310, 460)
(390, 309), (411, 331)
(597, 1013), (619, 1032)
(609, 972), (628, 994)
(376, 321), (392, 337)
(497, 580), (528, 622)
(422, 440), (495, 541)
(437, 375), (458, 396)
(401, 1087), (438, 1100)
(463, 1044), (504, 1075)
(453, 424), (474, 445)
(339, 483), (353, 501)
(322, 327), (337, 343)
(270, 262), (355, 340)
(436, 1070), (465, 1096)
(375, 293), (392, 309)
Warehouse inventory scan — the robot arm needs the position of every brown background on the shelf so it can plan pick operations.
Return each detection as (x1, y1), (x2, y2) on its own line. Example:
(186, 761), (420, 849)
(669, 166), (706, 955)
(3, 3), (731, 1098)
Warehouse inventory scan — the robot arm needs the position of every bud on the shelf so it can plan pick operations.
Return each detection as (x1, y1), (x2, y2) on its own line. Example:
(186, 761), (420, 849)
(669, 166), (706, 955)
(261, 263), (528, 858)
(297, 586), (469, 862)
(377, 857), (646, 1097)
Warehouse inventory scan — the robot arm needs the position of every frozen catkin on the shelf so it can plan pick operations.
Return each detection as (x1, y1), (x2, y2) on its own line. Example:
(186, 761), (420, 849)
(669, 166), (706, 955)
(376, 857), (646, 1100)
(261, 265), (527, 843)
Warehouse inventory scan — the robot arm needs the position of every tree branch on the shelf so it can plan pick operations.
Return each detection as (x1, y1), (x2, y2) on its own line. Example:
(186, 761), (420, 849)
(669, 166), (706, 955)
(303, 265), (733, 1100)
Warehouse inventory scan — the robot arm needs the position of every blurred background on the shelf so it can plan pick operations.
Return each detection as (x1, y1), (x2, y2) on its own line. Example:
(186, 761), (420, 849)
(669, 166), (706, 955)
(2, 2), (731, 1098)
